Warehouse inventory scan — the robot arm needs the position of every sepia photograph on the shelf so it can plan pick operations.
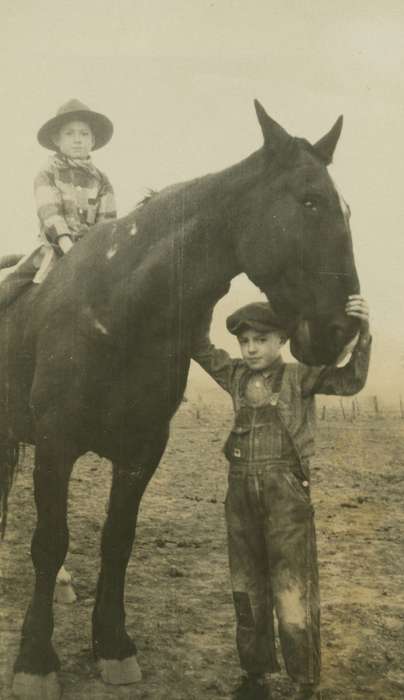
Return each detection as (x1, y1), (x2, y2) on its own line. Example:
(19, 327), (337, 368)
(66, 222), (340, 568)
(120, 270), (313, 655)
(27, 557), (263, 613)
(0, 2), (403, 698)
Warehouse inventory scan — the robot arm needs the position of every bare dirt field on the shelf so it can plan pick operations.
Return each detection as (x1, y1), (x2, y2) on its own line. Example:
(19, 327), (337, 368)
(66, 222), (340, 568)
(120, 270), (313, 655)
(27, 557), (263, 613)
(1, 401), (404, 699)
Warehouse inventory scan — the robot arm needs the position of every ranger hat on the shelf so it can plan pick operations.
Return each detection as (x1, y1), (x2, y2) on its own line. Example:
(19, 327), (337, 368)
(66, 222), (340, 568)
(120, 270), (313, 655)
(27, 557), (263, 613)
(226, 302), (290, 338)
(37, 99), (114, 151)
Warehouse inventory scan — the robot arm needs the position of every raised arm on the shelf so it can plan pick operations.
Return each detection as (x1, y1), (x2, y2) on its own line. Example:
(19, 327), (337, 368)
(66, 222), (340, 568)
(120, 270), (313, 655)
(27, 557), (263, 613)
(191, 308), (241, 394)
(301, 295), (371, 397)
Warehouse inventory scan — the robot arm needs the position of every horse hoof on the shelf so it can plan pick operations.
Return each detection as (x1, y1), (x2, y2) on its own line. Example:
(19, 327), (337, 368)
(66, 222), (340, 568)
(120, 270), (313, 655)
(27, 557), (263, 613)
(54, 582), (77, 604)
(98, 656), (142, 685)
(12, 671), (61, 699)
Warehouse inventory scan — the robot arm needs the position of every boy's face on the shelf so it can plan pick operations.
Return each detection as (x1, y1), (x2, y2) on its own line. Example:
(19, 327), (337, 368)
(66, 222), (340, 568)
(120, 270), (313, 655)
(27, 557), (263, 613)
(238, 327), (286, 370)
(53, 120), (94, 159)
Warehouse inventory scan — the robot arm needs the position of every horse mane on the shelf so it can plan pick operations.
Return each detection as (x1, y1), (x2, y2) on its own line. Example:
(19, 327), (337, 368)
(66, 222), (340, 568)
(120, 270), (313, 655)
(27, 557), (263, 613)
(135, 189), (159, 210)
(129, 150), (263, 240)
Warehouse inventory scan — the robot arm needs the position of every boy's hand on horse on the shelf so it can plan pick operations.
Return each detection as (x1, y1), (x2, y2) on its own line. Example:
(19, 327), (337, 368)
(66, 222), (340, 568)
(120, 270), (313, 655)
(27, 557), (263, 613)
(345, 295), (370, 336)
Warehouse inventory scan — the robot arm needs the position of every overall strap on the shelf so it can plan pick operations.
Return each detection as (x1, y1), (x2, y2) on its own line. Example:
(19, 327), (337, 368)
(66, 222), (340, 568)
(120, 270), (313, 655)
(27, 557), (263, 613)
(272, 362), (286, 394)
(267, 362), (286, 405)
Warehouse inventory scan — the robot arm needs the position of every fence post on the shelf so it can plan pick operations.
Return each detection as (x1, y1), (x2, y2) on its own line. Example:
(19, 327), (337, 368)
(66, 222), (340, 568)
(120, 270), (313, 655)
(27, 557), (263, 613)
(321, 405), (326, 421)
(373, 395), (379, 416)
(196, 394), (202, 421)
(400, 396), (404, 419)
(351, 400), (356, 421)
(339, 398), (346, 420)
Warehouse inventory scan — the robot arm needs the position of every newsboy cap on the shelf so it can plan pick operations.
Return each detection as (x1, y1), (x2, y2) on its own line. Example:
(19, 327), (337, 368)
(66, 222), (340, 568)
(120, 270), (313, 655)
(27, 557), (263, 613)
(226, 302), (290, 337)
(37, 99), (114, 151)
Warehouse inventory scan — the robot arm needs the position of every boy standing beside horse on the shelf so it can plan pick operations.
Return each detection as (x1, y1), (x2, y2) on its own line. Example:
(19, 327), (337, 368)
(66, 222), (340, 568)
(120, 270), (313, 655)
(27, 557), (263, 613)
(192, 296), (370, 700)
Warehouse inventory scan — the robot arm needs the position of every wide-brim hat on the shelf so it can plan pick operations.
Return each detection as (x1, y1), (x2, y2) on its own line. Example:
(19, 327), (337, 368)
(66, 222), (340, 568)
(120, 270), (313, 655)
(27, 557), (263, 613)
(37, 99), (114, 151)
(226, 302), (291, 338)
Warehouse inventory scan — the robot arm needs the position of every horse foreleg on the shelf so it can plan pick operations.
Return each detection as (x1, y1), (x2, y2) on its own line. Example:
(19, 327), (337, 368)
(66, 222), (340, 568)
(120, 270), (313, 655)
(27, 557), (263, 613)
(92, 450), (162, 686)
(12, 440), (75, 699)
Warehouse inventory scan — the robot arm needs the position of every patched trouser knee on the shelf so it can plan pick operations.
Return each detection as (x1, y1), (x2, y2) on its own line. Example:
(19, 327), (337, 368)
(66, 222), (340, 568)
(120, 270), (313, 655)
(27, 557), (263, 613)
(232, 588), (281, 675)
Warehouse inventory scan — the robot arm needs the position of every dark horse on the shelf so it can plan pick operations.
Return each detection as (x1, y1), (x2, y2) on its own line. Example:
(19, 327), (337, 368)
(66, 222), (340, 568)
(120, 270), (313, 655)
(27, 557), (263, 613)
(0, 102), (359, 698)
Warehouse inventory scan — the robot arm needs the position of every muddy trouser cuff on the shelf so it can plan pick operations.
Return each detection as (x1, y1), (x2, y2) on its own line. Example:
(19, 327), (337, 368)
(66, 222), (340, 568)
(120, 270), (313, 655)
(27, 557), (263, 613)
(225, 459), (321, 684)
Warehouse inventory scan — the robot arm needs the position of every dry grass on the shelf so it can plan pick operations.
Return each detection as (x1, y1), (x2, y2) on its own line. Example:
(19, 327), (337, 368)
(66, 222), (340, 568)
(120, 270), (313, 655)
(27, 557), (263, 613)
(1, 404), (404, 699)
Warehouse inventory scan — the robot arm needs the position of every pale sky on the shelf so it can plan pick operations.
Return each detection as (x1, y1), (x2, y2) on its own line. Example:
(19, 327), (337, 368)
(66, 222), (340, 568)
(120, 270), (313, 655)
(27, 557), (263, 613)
(1, 0), (403, 402)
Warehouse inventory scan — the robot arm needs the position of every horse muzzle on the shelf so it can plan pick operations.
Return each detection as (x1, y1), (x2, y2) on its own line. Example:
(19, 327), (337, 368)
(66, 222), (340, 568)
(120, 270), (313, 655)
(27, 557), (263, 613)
(289, 314), (360, 366)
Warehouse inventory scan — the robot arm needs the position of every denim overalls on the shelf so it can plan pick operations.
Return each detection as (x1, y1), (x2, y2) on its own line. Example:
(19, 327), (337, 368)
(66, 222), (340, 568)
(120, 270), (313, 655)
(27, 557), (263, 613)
(224, 364), (321, 685)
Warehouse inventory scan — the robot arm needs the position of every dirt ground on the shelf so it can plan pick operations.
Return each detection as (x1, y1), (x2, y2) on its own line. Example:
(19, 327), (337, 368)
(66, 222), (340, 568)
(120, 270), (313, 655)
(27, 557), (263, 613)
(1, 400), (404, 700)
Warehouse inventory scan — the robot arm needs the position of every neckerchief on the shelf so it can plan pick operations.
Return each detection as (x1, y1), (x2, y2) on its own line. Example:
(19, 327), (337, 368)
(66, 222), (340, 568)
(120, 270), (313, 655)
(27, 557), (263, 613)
(50, 153), (102, 181)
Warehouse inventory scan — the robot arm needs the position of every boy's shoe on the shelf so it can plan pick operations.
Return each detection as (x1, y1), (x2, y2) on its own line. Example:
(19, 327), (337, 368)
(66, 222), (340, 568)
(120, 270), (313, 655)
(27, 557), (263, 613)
(294, 684), (322, 700)
(231, 673), (272, 699)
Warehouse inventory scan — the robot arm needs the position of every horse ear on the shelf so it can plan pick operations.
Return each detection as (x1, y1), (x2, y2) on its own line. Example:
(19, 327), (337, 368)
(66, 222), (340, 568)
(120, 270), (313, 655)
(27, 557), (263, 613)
(313, 115), (343, 165)
(254, 100), (291, 153)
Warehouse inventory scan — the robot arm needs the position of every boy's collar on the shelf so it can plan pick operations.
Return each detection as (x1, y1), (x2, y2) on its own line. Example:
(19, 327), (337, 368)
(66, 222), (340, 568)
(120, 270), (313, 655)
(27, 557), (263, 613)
(261, 355), (284, 378)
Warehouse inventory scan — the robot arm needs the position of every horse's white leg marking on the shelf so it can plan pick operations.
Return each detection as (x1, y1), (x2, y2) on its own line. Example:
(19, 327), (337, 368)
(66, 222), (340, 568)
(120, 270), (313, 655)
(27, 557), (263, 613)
(98, 656), (142, 685)
(56, 565), (71, 584)
(54, 565), (77, 604)
(12, 672), (61, 699)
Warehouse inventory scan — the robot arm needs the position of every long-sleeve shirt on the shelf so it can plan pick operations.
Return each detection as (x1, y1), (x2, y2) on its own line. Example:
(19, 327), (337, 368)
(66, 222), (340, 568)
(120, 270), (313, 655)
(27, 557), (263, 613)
(34, 153), (117, 245)
(192, 332), (371, 463)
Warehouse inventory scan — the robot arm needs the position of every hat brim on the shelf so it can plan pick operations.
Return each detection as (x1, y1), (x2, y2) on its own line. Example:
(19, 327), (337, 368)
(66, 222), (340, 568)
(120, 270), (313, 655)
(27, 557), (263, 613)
(37, 110), (113, 151)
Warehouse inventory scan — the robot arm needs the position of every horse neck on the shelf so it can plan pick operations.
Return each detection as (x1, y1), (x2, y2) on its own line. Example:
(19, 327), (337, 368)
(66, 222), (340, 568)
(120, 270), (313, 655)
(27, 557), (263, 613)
(147, 149), (263, 311)
(78, 149), (263, 329)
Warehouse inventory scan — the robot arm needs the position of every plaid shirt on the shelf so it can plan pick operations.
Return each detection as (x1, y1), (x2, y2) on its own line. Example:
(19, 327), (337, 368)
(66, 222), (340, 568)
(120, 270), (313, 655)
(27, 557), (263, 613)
(34, 154), (117, 244)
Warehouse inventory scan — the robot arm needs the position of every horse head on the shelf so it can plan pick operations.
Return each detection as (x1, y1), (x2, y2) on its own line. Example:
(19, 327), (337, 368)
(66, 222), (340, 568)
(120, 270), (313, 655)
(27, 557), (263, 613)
(232, 100), (360, 365)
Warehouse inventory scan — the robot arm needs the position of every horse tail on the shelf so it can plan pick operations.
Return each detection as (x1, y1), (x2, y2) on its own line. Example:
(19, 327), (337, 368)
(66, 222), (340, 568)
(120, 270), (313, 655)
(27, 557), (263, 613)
(0, 442), (20, 540)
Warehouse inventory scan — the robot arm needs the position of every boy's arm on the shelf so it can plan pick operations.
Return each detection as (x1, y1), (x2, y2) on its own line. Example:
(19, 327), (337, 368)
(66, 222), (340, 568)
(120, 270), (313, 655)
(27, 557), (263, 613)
(96, 174), (117, 223)
(34, 169), (72, 246)
(190, 309), (241, 394)
(301, 328), (371, 397)
(301, 295), (371, 397)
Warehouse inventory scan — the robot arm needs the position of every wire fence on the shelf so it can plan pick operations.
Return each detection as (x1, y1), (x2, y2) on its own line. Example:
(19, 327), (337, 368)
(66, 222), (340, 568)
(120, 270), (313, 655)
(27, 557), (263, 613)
(319, 395), (404, 422)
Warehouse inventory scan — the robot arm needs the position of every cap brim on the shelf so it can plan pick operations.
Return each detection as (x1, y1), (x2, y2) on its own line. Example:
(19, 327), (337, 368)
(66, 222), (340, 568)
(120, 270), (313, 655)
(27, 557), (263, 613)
(228, 319), (289, 337)
(37, 110), (113, 151)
